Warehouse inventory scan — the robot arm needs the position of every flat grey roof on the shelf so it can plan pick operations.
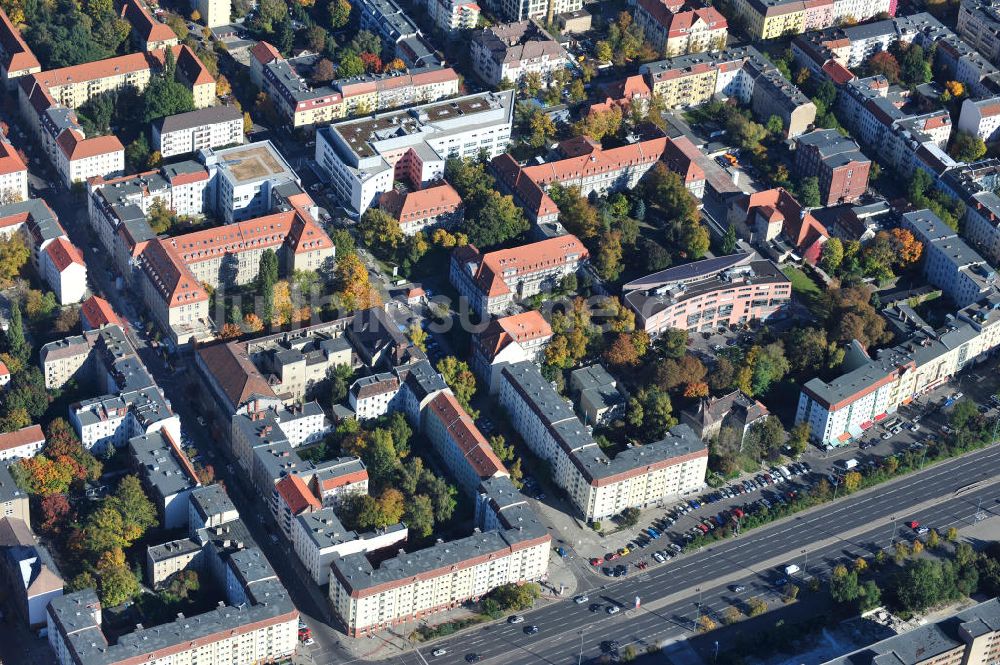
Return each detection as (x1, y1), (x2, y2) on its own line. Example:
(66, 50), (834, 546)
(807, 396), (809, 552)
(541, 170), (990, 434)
(157, 106), (242, 134)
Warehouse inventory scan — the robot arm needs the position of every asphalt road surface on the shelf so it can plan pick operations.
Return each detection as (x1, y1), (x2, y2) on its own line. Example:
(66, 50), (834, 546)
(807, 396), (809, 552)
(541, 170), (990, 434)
(346, 442), (1000, 665)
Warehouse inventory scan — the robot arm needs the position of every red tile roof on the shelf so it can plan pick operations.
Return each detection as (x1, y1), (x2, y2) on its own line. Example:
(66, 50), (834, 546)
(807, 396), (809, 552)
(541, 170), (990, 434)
(821, 60), (855, 85)
(275, 474), (321, 515)
(197, 342), (277, 409)
(661, 135), (705, 185)
(740, 187), (829, 259)
(0, 424), (44, 453)
(455, 235), (588, 298)
(318, 469), (369, 492)
(55, 131), (124, 160)
(498, 310), (552, 343)
(121, 0), (177, 45)
(0, 360), (8, 376)
(138, 238), (210, 307)
(0, 138), (26, 177)
(476, 310), (553, 362)
(379, 182), (462, 226)
(251, 41), (282, 66)
(522, 136), (667, 186)
(0, 7), (39, 73)
(80, 296), (122, 330)
(489, 153), (559, 222)
(35, 52), (155, 88)
(44, 237), (84, 272)
(426, 392), (506, 481)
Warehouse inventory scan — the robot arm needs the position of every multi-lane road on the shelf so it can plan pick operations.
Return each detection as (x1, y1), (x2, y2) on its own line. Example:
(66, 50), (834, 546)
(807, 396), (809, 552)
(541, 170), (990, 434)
(352, 442), (1000, 665)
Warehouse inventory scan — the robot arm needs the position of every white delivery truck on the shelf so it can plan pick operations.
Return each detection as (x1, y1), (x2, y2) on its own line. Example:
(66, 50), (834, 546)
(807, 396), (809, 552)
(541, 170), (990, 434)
(836, 458), (859, 471)
(784, 564), (800, 576)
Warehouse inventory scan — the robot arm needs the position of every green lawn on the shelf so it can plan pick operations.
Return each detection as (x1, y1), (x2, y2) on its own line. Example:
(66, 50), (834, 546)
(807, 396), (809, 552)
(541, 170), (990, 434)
(781, 265), (824, 315)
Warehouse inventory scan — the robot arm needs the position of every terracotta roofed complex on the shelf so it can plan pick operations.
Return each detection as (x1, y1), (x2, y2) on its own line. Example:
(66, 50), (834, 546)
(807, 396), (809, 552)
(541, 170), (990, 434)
(378, 182), (463, 235)
(450, 235), (589, 317)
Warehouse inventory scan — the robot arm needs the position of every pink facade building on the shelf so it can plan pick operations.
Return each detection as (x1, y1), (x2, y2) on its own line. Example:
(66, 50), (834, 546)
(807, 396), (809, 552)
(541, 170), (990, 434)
(623, 252), (792, 336)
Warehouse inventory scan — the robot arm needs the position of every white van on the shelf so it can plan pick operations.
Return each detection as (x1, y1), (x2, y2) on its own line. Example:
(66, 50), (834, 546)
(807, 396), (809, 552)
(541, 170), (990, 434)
(783, 564), (800, 576)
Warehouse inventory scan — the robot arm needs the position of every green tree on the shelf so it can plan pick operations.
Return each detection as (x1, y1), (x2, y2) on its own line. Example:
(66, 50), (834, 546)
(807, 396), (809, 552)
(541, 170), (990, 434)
(766, 114), (784, 135)
(403, 494), (435, 538)
(338, 51), (365, 77)
(257, 248), (279, 323)
(721, 224), (738, 254)
(108, 475), (158, 543)
(596, 231), (624, 281)
(949, 131), (987, 163)
(800, 176), (821, 208)
(0, 235), (29, 288)
(462, 192), (528, 248)
(436, 356), (478, 415)
(951, 399), (979, 431)
(4, 301), (27, 363)
(820, 237), (844, 274)
(358, 208), (403, 253)
(143, 74), (195, 123)
(327, 0), (351, 28)
(328, 364), (354, 405)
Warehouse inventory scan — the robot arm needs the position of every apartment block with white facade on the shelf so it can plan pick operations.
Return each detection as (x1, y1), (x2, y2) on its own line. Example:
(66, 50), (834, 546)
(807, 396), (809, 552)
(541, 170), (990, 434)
(315, 90), (514, 214)
(958, 96), (1000, 143)
(0, 135), (27, 202)
(293, 509), (407, 585)
(484, 0), (581, 22)
(470, 20), (569, 88)
(152, 105), (243, 159)
(128, 429), (200, 529)
(0, 425), (45, 461)
(330, 506), (549, 636)
(901, 209), (996, 308)
(498, 361), (708, 521)
(45, 325), (180, 454)
(797, 293), (1000, 448)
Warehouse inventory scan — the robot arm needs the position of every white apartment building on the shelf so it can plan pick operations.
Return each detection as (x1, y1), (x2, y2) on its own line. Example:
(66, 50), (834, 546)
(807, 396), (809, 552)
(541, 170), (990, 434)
(329, 526), (550, 636)
(204, 142), (300, 223)
(427, 0), (481, 32)
(958, 96), (1000, 143)
(471, 310), (553, 393)
(487, 0), (581, 24)
(0, 425), (45, 461)
(348, 373), (402, 420)
(292, 508), (407, 584)
(41, 237), (87, 304)
(0, 136), (27, 202)
(797, 295), (1000, 447)
(315, 90), (514, 214)
(901, 209), (996, 308)
(498, 361), (708, 521)
(55, 132), (125, 187)
(963, 190), (1000, 265)
(470, 20), (569, 88)
(449, 235), (588, 317)
(152, 106), (243, 159)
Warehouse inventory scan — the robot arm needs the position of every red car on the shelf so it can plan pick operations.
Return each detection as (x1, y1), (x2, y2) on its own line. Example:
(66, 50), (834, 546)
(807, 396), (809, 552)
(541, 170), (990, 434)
(605, 552), (620, 561)
(590, 557), (602, 566)
(908, 521), (920, 530)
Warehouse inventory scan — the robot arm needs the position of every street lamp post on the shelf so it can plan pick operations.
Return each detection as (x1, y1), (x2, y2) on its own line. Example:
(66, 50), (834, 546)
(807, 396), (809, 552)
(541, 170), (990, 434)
(802, 548), (808, 576)
(578, 630), (584, 665)
(890, 516), (898, 547)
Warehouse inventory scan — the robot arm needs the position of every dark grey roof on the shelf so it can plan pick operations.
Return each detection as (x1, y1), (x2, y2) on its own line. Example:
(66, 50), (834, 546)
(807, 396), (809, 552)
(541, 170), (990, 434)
(147, 537), (202, 562)
(190, 484), (237, 523)
(824, 598), (1000, 664)
(622, 253), (752, 291)
(0, 462), (25, 506)
(156, 106), (242, 135)
(128, 430), (199, 501)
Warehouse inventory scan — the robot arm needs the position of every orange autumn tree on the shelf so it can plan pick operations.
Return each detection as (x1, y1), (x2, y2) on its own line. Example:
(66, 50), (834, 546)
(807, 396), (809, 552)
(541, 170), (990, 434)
(887, 228), (923, 267)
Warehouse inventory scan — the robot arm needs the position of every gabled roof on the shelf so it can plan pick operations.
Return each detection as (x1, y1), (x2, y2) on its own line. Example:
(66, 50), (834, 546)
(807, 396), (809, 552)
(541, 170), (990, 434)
(0, 424), (44, 453)
(476, 310), (553, 362)
(80, 296), (122, 330)
(522, 136), (667, 185)
(121, 0), (177, 45)
(0, 7), (39, 73)
(489, 153), (559, 221)
(379, 182), (462, 224)
(43, 237), (84, 272)
(55, 131), (124, 161)
(274, 474), (321, 515)
(455, 236), (588, 298)
(251, 41), (282, 66)
(425, 392), (507, 481)
(197, 342), (277, 410)
(0, 138), (26, 177)
(661, 135), (705, 185)
(740, 187), (829, 255)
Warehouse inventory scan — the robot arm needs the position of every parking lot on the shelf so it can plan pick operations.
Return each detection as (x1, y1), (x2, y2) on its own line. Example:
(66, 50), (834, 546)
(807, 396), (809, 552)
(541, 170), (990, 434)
(539, 357), (1000, 585)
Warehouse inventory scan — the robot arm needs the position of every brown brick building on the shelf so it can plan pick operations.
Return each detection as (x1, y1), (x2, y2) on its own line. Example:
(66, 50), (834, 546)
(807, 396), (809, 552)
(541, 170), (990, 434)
(793, 128), (870, 206)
